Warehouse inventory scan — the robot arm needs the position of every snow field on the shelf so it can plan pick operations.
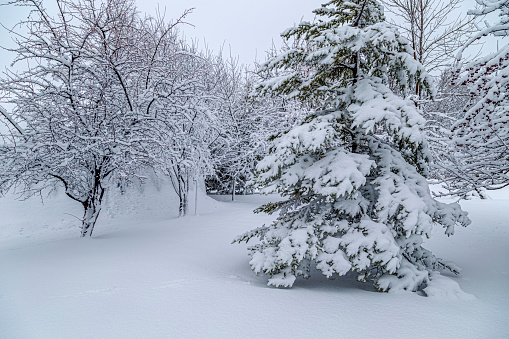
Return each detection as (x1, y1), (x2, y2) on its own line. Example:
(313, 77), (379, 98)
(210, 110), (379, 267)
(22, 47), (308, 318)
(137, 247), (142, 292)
(0, 188), (508, 338)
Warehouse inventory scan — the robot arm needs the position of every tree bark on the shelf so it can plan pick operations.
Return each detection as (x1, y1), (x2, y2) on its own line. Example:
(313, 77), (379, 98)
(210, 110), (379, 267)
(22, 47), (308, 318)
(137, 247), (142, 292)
(178, 175), (189, 217)
(232, 176), (236, 201)
(80, 184), (105, 237)
(179, 192), (188, 217)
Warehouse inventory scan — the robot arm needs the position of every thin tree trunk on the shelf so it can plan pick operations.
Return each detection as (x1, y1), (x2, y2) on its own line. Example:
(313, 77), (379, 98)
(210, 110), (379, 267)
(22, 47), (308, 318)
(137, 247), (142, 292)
(179, 186), (188, 217)
(168, 165), (190, 217)
(194, 179), (198, 215)
(178, 175), (189, 217)
(232, 176), (236, 201)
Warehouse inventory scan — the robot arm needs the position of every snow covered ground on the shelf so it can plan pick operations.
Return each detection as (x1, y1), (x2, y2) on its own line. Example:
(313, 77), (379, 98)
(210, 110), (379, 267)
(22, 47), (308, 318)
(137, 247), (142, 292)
(0, 185), (508, 338)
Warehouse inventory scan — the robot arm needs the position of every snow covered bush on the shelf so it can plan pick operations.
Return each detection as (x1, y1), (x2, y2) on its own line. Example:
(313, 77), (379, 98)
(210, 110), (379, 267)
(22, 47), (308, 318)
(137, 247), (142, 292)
(235, 0), (470, 292)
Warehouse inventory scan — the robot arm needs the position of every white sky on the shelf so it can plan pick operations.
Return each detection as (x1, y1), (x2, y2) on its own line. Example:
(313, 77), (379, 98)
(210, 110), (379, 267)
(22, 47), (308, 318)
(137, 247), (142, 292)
(136, 0), (320, 65)
(0, 0), (500, 70)
(0, 0), (320, 67)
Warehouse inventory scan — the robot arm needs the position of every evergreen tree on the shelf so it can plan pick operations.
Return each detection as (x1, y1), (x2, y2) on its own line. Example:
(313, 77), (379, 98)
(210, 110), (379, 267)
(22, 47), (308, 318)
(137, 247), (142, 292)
(235, 0), (470, 291)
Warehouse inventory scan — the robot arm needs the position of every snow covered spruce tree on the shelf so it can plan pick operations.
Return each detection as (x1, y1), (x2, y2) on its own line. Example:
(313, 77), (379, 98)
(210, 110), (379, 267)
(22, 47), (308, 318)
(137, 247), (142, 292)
(444, 0), (509, 196)
(235, 0), (470, 291)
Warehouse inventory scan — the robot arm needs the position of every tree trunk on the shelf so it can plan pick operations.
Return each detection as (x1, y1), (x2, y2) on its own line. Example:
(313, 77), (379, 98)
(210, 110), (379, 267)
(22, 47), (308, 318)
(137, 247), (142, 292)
(178, 175), (189, 217)
(179, 191), (188, 217)
(232, 176), (236, 201)
(80, 184), (105, 237)
(194, 179), (198, 215)
(168, 166), (190, 217)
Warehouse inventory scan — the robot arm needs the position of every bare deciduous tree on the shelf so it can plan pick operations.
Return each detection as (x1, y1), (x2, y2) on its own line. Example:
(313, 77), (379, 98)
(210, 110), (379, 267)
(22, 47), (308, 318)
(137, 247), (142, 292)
(0, 0), (202, 235)
(382, 0), (477, 76)
(205, 50), (307, 200)
(441, 0), (509, 197)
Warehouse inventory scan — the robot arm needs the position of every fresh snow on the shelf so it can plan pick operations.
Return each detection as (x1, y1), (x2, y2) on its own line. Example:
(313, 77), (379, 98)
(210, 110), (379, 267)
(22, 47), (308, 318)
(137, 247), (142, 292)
(0, 185), (508, 338)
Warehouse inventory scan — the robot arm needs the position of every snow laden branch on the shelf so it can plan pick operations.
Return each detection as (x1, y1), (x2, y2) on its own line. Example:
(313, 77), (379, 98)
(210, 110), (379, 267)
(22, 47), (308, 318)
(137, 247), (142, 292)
(439, 0), (509, 197)
(0, 105), (25, 135)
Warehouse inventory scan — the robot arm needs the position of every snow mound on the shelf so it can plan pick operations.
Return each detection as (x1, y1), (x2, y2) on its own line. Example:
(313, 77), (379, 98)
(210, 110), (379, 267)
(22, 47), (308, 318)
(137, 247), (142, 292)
(423, 272), (476, 300)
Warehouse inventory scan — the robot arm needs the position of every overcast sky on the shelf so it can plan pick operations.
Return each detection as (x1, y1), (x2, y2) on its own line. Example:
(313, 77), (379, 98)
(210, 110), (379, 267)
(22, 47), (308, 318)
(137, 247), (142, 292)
(0, 0), (320, 67)
(0, 0), (498, 69)
(137, 0), (320, 65)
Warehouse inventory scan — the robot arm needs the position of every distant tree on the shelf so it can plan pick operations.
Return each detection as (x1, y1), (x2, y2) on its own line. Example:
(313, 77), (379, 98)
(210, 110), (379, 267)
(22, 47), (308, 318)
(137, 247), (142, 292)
(380, 0), (478, 178)
(143, 38), (218, 217)
(443, 0), (509, 197)
(205, 55), (255, 199)
(206, 53), (306, 199)
(421, 68), (471, 179)
(235, 0), (470, 292)
(381, 0), (477, 75)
